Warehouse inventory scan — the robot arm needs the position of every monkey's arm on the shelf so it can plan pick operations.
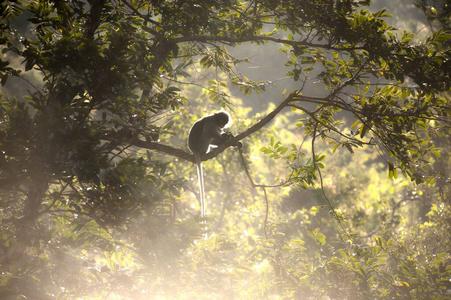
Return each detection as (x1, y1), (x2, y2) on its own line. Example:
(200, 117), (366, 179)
(221, 132), (242, 148)
(206, 126), (229, 146)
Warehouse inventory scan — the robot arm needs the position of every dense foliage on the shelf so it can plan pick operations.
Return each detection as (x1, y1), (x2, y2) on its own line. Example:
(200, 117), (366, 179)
(0, 0), (450, 299)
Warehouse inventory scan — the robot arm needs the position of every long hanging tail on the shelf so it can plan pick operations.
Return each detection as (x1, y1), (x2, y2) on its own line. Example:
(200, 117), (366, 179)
(195, 153), (206, 218)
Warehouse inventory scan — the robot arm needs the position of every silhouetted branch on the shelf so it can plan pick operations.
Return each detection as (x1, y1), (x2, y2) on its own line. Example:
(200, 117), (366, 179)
(126, 92), (298, 163)
(172, 35), (365, 51)
(128, 139), (195, 162)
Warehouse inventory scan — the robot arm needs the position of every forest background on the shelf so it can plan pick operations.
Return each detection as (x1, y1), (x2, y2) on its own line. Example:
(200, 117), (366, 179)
(0, 0), (450, 299)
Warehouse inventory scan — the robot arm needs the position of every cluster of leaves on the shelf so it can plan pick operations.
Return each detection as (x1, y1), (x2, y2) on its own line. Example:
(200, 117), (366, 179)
(0, 0), (188, 297)
(415, 0), (451, 32)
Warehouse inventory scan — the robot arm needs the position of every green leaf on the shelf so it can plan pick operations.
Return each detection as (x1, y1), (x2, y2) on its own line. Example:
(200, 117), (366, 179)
(344, 143), (354, 154)
(388, 162), (395, 179)
(360, 124), (369, 138)
(1, 74), (8, 86)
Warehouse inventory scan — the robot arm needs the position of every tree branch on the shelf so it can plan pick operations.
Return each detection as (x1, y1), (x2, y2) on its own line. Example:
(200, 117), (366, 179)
(129, 139), (196, 163)
(172, 34), (364, 51)
(84, 0), (106, 40)
(126, 92), (297, 163)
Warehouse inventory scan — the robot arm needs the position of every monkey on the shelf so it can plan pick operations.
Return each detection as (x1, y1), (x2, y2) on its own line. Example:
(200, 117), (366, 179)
(188, 111), (241, 219)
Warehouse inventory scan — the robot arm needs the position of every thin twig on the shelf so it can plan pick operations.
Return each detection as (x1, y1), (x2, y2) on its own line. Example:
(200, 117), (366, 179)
(311, 122), (349, 242)
(262, 187), (269, 239)
(237, 147), (273, 238)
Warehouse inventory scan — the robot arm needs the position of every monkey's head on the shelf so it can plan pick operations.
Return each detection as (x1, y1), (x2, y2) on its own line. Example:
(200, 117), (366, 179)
(214, 111), (230, 128)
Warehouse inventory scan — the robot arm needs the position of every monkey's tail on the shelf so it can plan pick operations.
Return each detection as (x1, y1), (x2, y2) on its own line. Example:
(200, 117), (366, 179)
(194, 153), (206, 218)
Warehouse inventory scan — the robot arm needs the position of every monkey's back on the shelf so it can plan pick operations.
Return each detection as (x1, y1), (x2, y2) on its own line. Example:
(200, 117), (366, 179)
(188, 119), (210, 155)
